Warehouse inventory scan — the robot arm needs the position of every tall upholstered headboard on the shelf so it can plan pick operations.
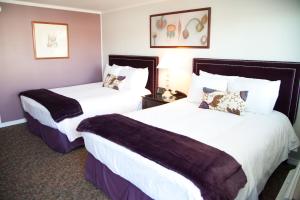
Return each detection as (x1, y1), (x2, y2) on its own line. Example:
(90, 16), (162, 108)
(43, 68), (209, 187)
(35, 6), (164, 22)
(193, 58), (300, 124)
(109, 55), (159, 94)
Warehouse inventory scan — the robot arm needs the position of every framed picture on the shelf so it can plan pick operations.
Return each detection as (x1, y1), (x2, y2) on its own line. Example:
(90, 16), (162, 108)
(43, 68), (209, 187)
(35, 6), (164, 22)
(150, 8), (211, 48)
(32, 21), (69, 59)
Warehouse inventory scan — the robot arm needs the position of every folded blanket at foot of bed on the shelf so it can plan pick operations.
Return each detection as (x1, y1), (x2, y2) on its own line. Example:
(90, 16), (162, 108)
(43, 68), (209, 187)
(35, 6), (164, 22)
(20, 89), (83, 122)
(77, 114), (247, 200)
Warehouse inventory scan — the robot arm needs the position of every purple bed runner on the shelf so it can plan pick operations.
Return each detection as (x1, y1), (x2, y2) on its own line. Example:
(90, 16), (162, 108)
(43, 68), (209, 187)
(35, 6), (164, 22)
(77, 114), (247, 200)
(20, 89), (83, 122)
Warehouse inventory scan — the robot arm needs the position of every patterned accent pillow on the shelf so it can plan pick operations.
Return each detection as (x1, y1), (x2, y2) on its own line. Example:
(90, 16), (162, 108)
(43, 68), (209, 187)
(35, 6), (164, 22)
(103, 73), (126, 90)
(199, 87), (248, 115)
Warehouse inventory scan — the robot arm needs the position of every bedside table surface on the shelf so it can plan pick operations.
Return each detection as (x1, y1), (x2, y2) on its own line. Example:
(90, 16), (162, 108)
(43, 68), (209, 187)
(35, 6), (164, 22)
(142, 92), (187, 109)
(143, 94), (175, 103)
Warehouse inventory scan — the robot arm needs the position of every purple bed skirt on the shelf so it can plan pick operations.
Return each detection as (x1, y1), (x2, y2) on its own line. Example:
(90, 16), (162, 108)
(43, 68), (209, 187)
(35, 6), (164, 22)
(24, 112), (84, 153)
(85, 152), (152, 200)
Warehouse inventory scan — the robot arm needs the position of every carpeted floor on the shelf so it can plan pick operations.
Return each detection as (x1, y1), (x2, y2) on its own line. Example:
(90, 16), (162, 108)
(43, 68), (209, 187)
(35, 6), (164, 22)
(0, 124), (295, 200)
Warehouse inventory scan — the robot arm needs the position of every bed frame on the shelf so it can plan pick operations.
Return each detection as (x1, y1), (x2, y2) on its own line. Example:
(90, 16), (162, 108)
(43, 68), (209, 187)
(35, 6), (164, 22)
(193, 58), (300, 124)
(24, 55), (159, 153)
(85, 57), (300, 200)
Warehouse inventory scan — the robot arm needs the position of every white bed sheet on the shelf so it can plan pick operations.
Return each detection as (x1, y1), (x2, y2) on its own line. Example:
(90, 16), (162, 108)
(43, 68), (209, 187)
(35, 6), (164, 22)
(21, 82), (150, 142)
(82, 98), (300, 200)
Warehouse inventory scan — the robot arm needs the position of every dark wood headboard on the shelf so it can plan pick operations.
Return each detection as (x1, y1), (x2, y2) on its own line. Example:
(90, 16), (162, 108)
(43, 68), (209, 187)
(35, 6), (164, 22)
(109, 55), (159, 94)
(193, 58), (300, 124)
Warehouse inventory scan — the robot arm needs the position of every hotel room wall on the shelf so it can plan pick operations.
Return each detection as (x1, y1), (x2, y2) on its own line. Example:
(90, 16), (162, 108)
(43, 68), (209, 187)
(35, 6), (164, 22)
(102, 0), (300, 159)
(0, 3), (102, 123)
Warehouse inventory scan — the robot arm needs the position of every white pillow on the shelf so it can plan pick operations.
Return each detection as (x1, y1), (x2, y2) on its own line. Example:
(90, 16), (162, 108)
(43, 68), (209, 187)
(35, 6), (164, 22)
(112, 64), (130, 69)
(103, 64), (122, 79)
(200, 70), (238, 81)
(228, 77), (281, 114)
(187, 73), (228, 104)
(118, 66), (149, 91)
(132, 67), (149, 90)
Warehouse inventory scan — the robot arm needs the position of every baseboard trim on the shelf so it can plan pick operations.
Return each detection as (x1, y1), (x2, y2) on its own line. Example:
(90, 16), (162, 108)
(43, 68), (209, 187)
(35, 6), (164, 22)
(288, 157), (300, 166)
(0, 118), (27, 128)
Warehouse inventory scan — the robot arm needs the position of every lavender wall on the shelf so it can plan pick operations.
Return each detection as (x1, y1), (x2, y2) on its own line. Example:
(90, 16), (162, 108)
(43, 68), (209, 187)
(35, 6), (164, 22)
(0, 3), (102, 123)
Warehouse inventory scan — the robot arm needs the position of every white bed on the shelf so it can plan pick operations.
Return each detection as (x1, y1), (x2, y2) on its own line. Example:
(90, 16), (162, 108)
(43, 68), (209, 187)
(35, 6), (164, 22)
(82, 98), (299, 200)
(81, 58), (300, 200)
(20, 54), (159, 153)
(21, 82), (150, 142)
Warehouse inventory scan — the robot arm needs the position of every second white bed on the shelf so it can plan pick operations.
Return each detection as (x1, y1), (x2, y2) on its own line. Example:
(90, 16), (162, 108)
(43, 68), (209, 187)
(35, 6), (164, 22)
(21, 82), (150, 142)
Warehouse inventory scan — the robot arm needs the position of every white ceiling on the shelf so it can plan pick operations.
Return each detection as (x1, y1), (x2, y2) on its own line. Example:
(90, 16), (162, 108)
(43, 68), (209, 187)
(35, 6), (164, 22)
(16, 0), (166, 12)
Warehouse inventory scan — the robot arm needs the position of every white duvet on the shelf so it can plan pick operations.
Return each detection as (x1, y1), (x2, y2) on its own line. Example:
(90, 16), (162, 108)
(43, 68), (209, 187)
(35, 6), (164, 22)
(20, 82), (149, 142)
(82, 99), (300, 200)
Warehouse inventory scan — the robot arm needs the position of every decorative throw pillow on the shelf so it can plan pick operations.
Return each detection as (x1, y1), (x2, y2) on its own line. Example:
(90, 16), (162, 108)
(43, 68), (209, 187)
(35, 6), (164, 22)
(103, 73), (126, 90)
(199, 87), (248, 115)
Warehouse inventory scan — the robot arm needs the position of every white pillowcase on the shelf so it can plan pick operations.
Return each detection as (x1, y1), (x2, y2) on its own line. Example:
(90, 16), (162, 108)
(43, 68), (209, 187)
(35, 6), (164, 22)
(117, 66), (149, 91)
(103, 64), (123, 79)
(187, 73), (228, 104)
(103, 64), (149, 91)
(229, 77), (281, 114)
(199, 70), (281, 114)
(200, 70), (238, 81)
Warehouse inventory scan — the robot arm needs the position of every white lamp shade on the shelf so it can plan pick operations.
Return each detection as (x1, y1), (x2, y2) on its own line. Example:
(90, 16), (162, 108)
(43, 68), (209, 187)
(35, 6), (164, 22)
(157, 54), (176, 69)
(157, 62), (170, 69)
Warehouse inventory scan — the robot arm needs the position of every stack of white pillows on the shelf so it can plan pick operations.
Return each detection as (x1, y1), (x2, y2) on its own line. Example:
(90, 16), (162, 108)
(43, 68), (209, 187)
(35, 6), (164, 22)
(103, 64), (149, 93)
(188, 70), (281, 115)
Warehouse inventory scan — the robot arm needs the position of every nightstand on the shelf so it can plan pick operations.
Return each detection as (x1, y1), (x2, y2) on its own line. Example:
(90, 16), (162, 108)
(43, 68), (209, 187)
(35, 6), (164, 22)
(142, 92), (186, 109)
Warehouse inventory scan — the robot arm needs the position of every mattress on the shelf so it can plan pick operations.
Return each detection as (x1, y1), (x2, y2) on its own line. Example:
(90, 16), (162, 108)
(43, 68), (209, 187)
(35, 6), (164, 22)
(21, 82), (150, 142)
(82, 98), (299, 200)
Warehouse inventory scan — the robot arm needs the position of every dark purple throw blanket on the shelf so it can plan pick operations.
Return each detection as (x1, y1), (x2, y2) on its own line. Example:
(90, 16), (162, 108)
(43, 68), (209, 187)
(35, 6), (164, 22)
(20, 89), (83, 122)
(77, 114), (247, 200)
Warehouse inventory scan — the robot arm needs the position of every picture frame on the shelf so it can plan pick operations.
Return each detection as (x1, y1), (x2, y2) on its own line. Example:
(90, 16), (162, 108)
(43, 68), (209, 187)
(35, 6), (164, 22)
(150, 8), (211, 48)
(32, 21), (69, 59)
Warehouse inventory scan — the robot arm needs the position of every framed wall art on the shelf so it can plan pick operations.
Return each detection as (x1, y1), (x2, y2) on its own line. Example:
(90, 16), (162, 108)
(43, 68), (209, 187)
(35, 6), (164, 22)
(150, 8), (211, 48)
(32, 21), (69, 59)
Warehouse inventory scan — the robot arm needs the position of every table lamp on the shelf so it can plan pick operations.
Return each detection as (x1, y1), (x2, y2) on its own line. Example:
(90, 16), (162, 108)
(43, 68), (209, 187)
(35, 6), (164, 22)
(157, 61), (175, 101)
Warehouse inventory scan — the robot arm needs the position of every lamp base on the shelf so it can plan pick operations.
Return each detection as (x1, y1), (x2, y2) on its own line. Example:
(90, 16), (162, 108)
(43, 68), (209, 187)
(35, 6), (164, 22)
(162, 90), (175, 102)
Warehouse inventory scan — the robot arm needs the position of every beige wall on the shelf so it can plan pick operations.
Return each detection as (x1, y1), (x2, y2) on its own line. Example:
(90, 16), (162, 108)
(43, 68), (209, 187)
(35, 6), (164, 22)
(102, 0), (300, 159)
